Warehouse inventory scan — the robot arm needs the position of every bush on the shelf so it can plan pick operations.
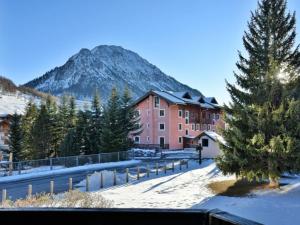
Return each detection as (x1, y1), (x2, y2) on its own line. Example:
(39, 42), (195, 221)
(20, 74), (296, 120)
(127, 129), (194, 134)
(0, 190), (113, 208)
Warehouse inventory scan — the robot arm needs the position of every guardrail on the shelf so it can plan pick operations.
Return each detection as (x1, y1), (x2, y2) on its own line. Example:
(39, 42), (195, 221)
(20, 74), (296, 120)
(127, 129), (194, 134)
(0, 151), (133, 177)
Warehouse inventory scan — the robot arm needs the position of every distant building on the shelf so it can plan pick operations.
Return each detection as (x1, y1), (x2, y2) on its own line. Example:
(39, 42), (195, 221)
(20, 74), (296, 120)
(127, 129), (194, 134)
(0, 114), (11, 152)
(132, 90), (225, 150)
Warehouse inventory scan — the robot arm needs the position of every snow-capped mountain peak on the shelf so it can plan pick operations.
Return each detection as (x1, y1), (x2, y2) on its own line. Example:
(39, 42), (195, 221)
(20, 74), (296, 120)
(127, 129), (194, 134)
(24, 45), (201, 101)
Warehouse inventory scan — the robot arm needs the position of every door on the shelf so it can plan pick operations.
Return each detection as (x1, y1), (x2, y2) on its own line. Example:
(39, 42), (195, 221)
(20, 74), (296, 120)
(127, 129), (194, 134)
(159, 137), (165, 149)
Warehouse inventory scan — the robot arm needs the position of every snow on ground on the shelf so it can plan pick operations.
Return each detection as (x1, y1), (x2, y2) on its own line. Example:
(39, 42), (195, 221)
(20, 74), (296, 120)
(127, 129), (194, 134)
(0, 160), (141, 183)
(90, 160), (227, 208)
(0, 93), (37, 115)
(80, 159), (300, 225)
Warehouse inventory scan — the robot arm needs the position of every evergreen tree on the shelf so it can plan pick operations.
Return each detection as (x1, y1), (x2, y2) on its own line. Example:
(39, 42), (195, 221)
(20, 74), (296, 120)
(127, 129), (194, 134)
(8, 113), (23, 161)
(68, 96), (77, 129)
(74, 110), (92, 155)
(32, 104), (51, 159)
(119, 87), (142, 150)
(21, 100), (38, 160)
(217, 0), (300, 187)
(89, 91), (102, 154)
(100, 88), (123, 152)
(45, 95), (60, 157)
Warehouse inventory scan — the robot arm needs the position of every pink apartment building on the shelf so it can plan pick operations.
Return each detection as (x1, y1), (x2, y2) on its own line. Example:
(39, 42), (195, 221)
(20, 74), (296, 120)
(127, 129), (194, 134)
(132, 90), (224, 150)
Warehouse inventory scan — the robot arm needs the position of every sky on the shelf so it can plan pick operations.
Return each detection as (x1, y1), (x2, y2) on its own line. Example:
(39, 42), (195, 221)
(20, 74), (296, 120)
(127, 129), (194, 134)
(0, 0), (299, 104)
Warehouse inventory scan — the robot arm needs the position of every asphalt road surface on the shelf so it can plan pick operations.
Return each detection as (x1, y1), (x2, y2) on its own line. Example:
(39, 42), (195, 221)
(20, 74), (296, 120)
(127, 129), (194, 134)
(0, 158), (192, 201)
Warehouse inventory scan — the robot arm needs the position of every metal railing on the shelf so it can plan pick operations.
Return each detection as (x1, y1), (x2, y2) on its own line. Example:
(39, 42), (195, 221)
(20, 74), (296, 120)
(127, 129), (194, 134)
(0, 151), (132, 177)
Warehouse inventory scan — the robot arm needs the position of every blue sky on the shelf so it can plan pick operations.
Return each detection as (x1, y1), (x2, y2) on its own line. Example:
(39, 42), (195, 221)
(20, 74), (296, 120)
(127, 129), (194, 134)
(0, 0), (299, 104)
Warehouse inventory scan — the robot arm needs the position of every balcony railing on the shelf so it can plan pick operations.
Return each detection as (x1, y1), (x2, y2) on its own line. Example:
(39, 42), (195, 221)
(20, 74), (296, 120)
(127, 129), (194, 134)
(134, 144), (170, 150)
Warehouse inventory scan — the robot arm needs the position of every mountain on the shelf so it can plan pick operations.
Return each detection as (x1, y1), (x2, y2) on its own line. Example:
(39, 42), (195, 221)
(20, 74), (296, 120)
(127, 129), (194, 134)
(0, 76), (44, 115)
(24, 45), (202, 101)
(0, 76), (91, 115)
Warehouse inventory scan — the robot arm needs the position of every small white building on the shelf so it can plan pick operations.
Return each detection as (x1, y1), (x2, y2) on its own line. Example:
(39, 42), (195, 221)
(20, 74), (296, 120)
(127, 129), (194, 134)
(197, 131), (225, 158)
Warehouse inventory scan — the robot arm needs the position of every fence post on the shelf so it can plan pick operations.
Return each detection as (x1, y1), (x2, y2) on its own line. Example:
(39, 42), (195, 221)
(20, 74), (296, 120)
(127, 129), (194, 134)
(186, 160), (189, 169)
(156, 163), (158, 175)
(146, 164), (150, 177)
(164, 163), (167, 174)
(113, 170), (117, 186)
(179, 160), (182, 170)
(8, 153), (13, 176)
(98, 154), (101, 164)
(117, 152), (120, 161)
(137, 167), (140, 180)
(86, 175), (90, 192)
(172, 161), (175, 172)
(100, 172), (104, 189)
(27, 184), (32, 199)
(76, 156), (79, 167)
(18, 162), (21, 175)
(2, 189), (7, 204)
(50, 158), (53, 170)
(69, 178), (73, 191)
(126, 168), (129, 183)
(50, 181), (54, 195)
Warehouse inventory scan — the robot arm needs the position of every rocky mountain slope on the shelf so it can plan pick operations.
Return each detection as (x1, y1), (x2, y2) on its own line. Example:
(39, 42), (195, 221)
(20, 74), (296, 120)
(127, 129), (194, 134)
(24, 45), (201, 101)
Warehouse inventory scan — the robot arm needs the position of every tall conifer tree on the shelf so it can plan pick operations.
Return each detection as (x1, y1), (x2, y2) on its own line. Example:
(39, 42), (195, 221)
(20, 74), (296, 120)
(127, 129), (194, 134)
(217, 0), (300, 186)
(8, 113), (23, 161)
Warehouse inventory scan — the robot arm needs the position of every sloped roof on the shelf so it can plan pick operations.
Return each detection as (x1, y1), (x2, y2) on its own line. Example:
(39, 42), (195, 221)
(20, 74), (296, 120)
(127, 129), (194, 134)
(197, 131), (226, 145)
(132, 90), (221, 109)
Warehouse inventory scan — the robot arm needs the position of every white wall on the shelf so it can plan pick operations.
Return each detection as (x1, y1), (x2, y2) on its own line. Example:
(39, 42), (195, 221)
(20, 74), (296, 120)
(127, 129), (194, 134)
(198, 136), (221, 158)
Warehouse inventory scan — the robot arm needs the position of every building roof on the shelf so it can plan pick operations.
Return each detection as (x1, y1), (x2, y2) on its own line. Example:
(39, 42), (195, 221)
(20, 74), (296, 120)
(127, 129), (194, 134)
(132, 90), (221, 110)
(197, 131), (226, 145)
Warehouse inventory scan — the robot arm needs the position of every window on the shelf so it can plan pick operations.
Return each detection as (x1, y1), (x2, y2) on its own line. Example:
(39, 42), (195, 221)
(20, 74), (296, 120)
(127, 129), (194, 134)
(192, 124), (195, 131)
(159, 109), (165, 117)
(208, 124), (211, 130)
(185, 129), (189, 135)
(154, 96), (160, 108)
(178, 123), (182, 131)
(215, 114), (220, 120)
(185, 117), (189, 124)
(134, 136), (140, 144)
(178, 136), (182, 143)
(202, 138), (209, 147)
(196, 124), (200, 130)
(178, 110), (182, 117)
(159, 123), (165, 130)
(147, 123), (150, 128)
(185, 110), (189, 118)
(147, 136), (150, 142)
(185, 111), (189, 124)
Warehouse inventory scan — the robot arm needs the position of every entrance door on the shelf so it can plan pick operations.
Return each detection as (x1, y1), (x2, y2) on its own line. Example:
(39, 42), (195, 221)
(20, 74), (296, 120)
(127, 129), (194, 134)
(159, 137), (165, 149)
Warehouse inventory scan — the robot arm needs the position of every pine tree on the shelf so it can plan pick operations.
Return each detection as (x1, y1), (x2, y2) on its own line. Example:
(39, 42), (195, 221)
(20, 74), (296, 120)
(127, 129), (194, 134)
(21, 100), (38, 160)
(217, 0), (300, 187)
(8, 113), (23, 161)
(100, 88), (123, 153)
(75, 110), (92, 155)
(68, 96), (77, 129)
(45, 95), (61, 157)
(32, 104), (52, 159)
(119, 87), (142, 150)
(89, 91), (102, 154)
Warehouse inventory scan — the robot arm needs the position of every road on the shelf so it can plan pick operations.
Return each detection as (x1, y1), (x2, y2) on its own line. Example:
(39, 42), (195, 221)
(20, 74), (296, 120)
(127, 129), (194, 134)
(0, 158), (194, 201)
(0, 163), (141, 201)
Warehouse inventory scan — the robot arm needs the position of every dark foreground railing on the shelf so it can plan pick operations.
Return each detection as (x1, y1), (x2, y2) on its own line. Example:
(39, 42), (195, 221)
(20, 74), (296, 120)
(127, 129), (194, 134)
(0, 208), (262, 225)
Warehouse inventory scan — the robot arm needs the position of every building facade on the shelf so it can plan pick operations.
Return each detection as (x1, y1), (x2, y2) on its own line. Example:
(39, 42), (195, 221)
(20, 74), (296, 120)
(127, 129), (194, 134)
(0, 114), (11, 151)
(132, 90), (225, 150)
